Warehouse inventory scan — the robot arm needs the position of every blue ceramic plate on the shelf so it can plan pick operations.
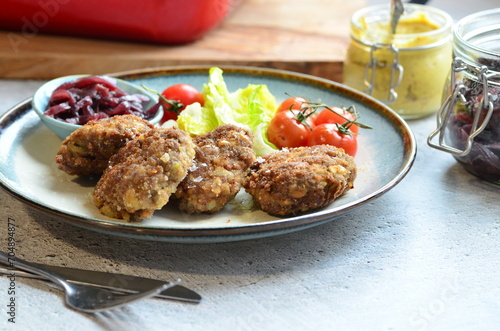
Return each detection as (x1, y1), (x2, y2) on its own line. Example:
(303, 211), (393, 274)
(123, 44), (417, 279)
(0, 66), (416, 243)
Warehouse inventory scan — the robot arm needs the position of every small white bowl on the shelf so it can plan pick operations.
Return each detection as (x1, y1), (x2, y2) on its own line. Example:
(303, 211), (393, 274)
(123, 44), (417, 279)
(32, 74), (162, 140)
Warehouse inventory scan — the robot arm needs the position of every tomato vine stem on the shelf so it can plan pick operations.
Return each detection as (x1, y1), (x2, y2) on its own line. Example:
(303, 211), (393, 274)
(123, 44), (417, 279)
(284, 94), (372, 135)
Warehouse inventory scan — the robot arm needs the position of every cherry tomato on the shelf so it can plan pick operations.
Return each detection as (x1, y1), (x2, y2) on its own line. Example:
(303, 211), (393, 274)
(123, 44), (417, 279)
(277, 96), (309, 112)
(160, 84), (204, 123)
(277, 96), (318, 122)
(307, 123), (358, 157)
(267, 111), (314, 149)
(314, 107), (359, 134)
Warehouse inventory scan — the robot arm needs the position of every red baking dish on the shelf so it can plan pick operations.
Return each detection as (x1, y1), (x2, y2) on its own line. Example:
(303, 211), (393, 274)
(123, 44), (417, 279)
(0, 0), (236, 44)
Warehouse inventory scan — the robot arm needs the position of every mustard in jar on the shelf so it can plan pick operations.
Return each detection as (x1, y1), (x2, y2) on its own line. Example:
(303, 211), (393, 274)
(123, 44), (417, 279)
(343, 4), (453, 119)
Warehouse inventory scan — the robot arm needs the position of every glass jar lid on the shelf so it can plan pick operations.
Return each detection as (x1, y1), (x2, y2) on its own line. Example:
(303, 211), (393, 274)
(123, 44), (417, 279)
(453, 8), (500, 70)
(350, 4), (452, 50)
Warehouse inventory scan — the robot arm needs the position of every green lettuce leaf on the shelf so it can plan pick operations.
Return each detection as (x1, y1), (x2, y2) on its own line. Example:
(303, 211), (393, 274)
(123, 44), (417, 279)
(177, 67), (278, 156)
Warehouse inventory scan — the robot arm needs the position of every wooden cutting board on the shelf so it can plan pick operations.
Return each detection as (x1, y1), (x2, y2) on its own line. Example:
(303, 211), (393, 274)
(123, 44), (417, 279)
(0, 0), (366, 82)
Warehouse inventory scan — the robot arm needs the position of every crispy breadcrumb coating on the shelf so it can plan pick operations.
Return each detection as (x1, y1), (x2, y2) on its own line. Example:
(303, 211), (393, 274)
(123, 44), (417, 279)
(92, 127), (195, 221)
(174, 124), (255, 214)
(55, 115), (153, 176)
(243, 145), (356, 216)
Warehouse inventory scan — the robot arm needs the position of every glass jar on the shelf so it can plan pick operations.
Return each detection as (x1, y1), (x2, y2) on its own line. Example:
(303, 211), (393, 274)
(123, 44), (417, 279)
(343, 4), (453, 119)
(428, 8), (500, 184)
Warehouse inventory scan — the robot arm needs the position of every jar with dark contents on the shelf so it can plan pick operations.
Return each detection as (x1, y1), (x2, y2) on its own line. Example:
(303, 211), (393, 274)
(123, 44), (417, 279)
(428, 8), (500, 184)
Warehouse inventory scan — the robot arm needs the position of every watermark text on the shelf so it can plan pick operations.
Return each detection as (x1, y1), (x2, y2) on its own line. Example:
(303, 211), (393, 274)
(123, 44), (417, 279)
(6, 217), (17, 323)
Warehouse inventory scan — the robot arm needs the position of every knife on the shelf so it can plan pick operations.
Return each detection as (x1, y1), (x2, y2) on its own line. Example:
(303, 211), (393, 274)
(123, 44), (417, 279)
(0, 264), (201, 304)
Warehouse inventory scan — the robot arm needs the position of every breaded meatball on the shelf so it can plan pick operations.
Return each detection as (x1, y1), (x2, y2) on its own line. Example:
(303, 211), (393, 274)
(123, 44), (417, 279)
(174, 124), (255, 214)
(243, 145), (356, 216)
(93, 127), (195, 221)
(56, 115), (153, 176)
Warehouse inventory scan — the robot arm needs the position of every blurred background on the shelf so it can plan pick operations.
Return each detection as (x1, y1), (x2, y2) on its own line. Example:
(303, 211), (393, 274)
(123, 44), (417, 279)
(0, 0), (498, 80)
(369, 0), (498, 19)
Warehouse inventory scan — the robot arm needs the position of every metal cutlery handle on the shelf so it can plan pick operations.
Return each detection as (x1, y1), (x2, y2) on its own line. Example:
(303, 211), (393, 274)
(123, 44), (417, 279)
(0, 263), (202, 303)
(0, 251), (69, 291)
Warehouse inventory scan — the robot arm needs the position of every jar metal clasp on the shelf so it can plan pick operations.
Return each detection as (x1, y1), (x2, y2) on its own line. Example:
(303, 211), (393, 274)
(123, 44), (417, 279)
(427, 57), (496, 155)
(363, 43), (404, 103)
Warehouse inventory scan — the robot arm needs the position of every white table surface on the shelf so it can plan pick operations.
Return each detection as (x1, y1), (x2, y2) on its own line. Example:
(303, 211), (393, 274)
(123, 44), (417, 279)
(1, 1), (499, 330)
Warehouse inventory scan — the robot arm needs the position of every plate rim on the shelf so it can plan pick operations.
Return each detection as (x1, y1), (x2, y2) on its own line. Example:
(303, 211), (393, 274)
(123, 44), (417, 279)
(0, 65), (417, 242)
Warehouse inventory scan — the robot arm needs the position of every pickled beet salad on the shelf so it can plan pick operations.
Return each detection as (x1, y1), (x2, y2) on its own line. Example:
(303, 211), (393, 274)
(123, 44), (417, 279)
(447, 67), (500, 182)
(45, 76), (157, 125)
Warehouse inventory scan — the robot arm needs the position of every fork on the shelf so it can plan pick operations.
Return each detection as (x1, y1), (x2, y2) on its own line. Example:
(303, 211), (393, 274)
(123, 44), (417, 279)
(0, 252), (178, 313)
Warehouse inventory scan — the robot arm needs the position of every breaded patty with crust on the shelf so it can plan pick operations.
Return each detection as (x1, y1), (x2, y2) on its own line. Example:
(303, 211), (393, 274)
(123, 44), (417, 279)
(56, 115), (153, 176)
(243, 145), (356, 216)
(93, 127), (195, 221)
(174, 124), (255, 214)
